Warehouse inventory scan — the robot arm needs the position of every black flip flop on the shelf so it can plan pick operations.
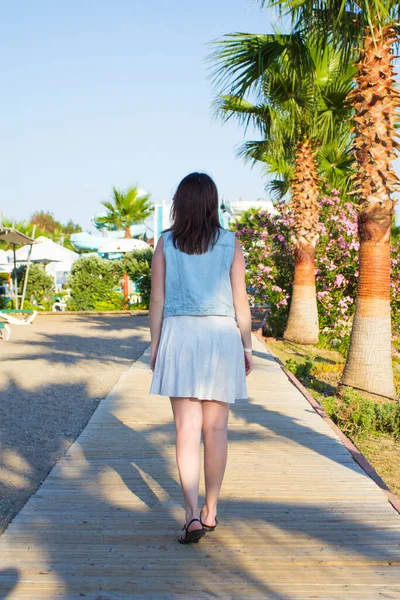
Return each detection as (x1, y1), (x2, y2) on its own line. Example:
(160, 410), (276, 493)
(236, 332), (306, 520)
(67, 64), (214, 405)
(178, 518), (206, 544)
(200, 510), (219, 532)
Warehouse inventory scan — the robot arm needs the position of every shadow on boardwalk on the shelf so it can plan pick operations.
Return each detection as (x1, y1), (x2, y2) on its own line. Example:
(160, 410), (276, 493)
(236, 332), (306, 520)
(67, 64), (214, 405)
(1, 392), (400, 598)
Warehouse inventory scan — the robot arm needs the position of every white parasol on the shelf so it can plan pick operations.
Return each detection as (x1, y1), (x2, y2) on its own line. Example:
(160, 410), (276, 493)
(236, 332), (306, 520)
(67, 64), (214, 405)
(97, 238), (150, 254)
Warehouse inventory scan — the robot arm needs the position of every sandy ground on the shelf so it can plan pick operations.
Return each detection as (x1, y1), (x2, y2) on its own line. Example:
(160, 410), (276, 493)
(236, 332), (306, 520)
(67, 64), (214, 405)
(0, 313), (150, 534)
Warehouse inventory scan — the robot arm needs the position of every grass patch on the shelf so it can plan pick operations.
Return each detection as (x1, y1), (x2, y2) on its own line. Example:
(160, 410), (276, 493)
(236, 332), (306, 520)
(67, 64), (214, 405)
(265, 337), (345, 401)
(356, 435), (400, 497)
(264, 337), (400, 499)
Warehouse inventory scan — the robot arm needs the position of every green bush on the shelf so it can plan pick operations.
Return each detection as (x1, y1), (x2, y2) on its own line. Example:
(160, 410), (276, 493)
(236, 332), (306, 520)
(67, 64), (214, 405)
(14, 264), (54, 308)
(92, 293), (125, 311)
(321, 388), (400, 439)
(0, 296), (12, 309)
(286, 358), (314, 379)
(68, 256), (121, 311)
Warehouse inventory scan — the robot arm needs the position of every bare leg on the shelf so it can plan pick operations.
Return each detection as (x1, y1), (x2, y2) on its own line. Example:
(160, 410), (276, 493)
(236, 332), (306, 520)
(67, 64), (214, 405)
(201, 400), (230, 527)
(170, 397), (203, 532)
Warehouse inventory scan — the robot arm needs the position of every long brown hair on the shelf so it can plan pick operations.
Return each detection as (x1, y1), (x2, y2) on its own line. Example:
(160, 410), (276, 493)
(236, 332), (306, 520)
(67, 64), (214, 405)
(165, 172), (222, 255)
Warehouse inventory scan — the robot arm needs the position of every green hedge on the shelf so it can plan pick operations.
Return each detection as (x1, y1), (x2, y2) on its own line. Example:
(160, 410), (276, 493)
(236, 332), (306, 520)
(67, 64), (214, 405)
(285, 356), (400, 439)
(67, 249), (153, 311)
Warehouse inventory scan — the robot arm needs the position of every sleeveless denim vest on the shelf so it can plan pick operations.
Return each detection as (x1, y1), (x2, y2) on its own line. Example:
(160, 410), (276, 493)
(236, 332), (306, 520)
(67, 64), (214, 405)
(162, 229), (235, 318)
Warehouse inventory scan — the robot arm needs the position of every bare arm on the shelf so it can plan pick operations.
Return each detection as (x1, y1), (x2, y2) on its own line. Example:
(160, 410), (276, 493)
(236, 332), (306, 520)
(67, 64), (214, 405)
(230, 237), (252, 350)
(149, 237), (165, 367)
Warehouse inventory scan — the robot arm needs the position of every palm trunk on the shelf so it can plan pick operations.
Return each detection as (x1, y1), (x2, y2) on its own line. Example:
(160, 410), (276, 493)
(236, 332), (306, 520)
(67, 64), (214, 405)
(125, 225), (132, 239)
(284, 139), (320, 344)
(341, 25), (399, 399)
(284, 240), (319, 343)
(342, 224), (395, 397)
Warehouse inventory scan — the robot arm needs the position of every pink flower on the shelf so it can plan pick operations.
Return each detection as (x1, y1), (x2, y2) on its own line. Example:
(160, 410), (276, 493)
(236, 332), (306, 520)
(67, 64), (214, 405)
(334, 274), (347, 287)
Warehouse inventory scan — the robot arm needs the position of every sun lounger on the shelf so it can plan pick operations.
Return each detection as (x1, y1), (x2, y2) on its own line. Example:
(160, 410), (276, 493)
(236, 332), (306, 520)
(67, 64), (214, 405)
(0, 309), (38, 325)
(0, 322), (11, 341)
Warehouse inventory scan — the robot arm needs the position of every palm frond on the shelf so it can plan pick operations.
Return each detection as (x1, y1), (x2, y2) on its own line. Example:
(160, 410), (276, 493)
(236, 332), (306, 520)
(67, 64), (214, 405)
(316, 139), (355, 196)
(98, 186), (153, 233)
(237, 140), (271, 164)
(266, 178), (291, 201)
(213, 95), (273, 134)
(208, 31), (313, 97)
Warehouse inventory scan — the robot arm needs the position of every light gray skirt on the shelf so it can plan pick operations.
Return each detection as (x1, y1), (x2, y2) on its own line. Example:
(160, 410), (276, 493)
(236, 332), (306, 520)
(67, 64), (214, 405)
(149, 315), (248, 404)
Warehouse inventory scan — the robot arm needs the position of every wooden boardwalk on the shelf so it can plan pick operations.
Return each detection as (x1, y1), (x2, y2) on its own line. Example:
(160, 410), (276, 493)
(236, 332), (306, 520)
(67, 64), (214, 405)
(0, 334), (399, 599)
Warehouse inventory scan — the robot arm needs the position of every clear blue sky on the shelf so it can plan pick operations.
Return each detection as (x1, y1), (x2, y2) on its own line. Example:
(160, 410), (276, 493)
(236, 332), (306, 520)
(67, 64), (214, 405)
(1, 0), (399, 230)
(0, 0), (275, 231)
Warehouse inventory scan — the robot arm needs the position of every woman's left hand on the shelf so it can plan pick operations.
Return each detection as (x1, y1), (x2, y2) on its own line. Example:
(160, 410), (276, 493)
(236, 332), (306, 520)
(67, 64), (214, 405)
(150, 347), (158, 371)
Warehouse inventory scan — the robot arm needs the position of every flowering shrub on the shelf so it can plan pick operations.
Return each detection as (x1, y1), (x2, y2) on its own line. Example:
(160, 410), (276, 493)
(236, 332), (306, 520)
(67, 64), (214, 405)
(234, 200), (294, 337)
(314, 191), (359, 352)
(233, 190), (400, 358)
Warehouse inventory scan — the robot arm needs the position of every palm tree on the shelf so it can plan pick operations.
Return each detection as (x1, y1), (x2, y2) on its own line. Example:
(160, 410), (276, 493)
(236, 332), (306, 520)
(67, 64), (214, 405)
(98, 186), (153, 304)
(257, 0), (399, 398)
(210, 33), (355, 344)
(98, 186), (153, 239)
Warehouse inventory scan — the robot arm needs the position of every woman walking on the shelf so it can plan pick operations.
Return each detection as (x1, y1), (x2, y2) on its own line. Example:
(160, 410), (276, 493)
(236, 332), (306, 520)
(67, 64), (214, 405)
(149, 172), (252, 544)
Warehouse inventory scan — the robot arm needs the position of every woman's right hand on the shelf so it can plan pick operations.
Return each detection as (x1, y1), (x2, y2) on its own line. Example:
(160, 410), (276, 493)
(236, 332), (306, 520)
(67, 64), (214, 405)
(244, 352), (253, 376)
(150, 346), (158, 372)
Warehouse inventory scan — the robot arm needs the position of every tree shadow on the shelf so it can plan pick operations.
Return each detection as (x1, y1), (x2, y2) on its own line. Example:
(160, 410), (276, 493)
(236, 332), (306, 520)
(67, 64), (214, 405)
(0, 386), (291, 599)
(0, 569), (19, 598)
(1, 323), (399, 598)
(270, 339), (340, 365)
(1, 383), (400, 598)
(1, 324), (150, 366)
(230, 395), (367, 477)
(71, 312), (149, 331)
(252, 349), (278, 363)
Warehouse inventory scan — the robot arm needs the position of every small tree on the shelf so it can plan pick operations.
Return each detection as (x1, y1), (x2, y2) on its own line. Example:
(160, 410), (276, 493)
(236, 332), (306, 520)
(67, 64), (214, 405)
(68, 256), (122, 311)
(15, 264), (54, 308)
(210, 32), (355, 345)
(63, 219), (82, 235)
(30, 211), (62, 234)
